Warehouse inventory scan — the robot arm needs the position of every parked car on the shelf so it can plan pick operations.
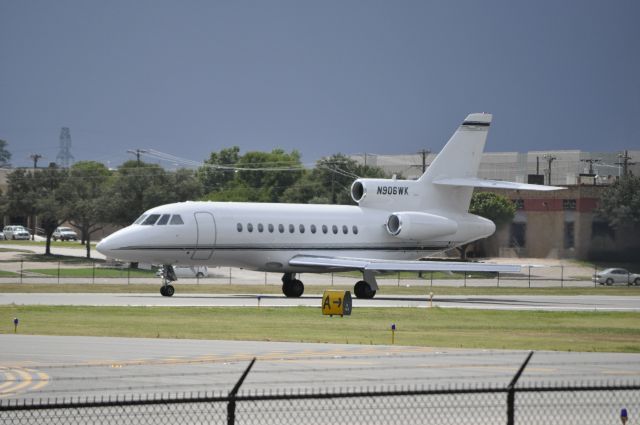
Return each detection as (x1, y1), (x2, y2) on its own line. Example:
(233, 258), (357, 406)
(0, 231), (5, 240)
(156, 266), (209, 278)
(52, 227), (78, 241)
(2, 225), (30, 240)
(593, 268), (640, 286)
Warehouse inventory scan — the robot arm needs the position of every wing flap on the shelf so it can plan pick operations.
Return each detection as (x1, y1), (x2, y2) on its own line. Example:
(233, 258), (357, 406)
(289, 255), (520, 273)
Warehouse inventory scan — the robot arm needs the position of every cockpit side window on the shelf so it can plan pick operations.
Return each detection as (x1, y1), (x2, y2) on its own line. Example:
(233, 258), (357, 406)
(169, 215), (184, 225)
(142, 214), (160, 225)
(134, 214), (147, 225)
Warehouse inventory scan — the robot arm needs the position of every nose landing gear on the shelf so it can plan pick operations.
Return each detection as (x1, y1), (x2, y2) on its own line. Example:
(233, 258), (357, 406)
(160, 265), (177, 297)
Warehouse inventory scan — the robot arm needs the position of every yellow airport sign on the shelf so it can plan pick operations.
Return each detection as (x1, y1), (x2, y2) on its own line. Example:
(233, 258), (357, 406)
(322, 290), (352, 316)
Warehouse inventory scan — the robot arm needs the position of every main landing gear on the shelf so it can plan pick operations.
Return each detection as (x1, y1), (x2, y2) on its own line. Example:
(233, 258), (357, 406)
(282, 273), (304, 298)
(160, 265), (177, 297)
(280, 273), (378, 299)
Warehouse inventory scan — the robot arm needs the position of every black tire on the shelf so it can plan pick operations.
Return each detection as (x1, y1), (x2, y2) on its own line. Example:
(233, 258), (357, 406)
(606, 278), (614, 286)
(635, 278), (640, 286)
(282, 279), (304, 297)
(165, 285), (175, 297)
(160, 286), (167, 296)
(354, 280), (376, 299)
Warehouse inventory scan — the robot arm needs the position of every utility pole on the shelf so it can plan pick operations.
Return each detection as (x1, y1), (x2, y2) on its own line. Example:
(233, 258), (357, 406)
(580, 158), (601, 174)
(127, 149), (148, 166)
(617, 150), (635, 177)
(543, 154), (556, 185)
(30, 154), (42, 169)
(417, 149), (431, 173)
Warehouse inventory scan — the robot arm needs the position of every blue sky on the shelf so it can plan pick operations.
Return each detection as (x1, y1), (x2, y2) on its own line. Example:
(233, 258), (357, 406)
(1, 0), (639, 168)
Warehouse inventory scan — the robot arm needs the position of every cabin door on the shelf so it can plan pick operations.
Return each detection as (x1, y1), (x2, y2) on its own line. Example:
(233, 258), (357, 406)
(192, 212), (216, 260)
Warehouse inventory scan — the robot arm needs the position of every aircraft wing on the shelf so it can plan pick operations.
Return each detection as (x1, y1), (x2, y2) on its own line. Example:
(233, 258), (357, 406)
(289, 255), (520, 273)
(433, 177), (565, 191)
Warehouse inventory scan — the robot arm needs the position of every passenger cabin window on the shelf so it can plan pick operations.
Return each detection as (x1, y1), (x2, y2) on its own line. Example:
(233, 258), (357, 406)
(247, 223), (254, 233)
(299, 224), (305, 234)
(289, 224), (295, 234)
(237, 223), (243, 232)
(311, 224), (317, 234)
(268, 224), (274, 233)
(169, 215), (184, 225)
(342, 225), (348, 234)
(278, 224), (285, 233)
(332, 225), (338, 234)
(142, 214), (160, 225)
(134, 214), (147, 225)
(352, 225), (358, 235)
(156, 214), (170, 225)
(322, 225), (328, 234)
(258, 223), (264, 233)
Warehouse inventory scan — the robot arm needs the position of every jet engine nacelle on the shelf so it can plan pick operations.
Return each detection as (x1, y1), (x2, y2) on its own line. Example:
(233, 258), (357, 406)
(386, 211), (458, 240)
(351, 178), (421, 209)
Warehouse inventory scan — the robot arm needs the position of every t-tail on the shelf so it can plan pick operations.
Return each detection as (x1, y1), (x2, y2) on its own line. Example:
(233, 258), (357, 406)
(350, 113), (493, 214)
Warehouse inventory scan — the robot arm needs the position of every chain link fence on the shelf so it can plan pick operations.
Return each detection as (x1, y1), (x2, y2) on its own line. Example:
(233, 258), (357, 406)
(2, 383), (638, 425)
(1, 259), (638, 289)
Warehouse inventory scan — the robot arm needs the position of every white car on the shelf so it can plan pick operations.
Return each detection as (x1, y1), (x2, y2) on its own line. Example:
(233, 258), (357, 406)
(0, 231), (5, 240)
(593, 268), (640, 286)
(53, 227), (78, 241)
(2, 225), (30, 240)
(156, 266), (209, 278)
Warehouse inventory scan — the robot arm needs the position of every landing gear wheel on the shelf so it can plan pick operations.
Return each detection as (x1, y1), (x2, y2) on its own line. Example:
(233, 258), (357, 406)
(160, 285), (175, 297)
(354, 280), (376, 299)
(282, 279), (304, 298)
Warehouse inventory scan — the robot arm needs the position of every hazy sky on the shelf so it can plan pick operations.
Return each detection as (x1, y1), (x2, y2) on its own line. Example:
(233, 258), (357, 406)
(1, 0), (639, 168)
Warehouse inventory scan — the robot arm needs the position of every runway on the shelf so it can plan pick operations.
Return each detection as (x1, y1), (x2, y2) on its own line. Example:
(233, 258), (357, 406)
(2, 292), (639, 311)
(1, 334), (639, 401)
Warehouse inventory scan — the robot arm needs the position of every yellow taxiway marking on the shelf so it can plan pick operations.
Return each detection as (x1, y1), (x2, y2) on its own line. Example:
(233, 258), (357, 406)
(0, 367), (50, 398)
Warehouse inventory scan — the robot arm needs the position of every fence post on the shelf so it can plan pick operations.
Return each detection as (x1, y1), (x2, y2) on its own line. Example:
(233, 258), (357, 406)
(57, 261), (60, 284)
(497, 272), (500, 287)
(92, 260), (96, 284)
(227, 358), (256, 425)
(560, 266), (564, 288)
(528, 266), (531, 289)
(430, 271), (433, 287)
(594, 264), (597, 288)
(464, 272), (467, 288)
(397, 272), (400, 287)
(20, 259), (23, 284)
(507, 351), (534, 425)
(331, 272), (334, 286)
(229, 268), (232, 285)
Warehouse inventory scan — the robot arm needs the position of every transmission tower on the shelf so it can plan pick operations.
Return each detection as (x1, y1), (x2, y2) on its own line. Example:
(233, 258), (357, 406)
(56, 127), (74, 168)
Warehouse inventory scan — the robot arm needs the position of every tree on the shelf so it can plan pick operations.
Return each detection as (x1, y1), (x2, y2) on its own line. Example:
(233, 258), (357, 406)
(457, 191), (516, 259)
(32, 167), (72, 255)
(0, 139), (11, 167)
(281, 154), (388, 205)
(64, 161), (112, 258)
(105, 161), (203, 227)
(197, 147), (240, 193)
(596, 175), (640, 228)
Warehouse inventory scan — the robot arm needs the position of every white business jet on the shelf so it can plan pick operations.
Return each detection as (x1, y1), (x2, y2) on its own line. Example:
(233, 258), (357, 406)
(97, 113), (562, 298)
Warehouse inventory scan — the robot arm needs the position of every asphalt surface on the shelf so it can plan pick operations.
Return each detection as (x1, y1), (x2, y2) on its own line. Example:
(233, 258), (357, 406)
(2, 292), (639, 311)
(1, 335), (639, 402)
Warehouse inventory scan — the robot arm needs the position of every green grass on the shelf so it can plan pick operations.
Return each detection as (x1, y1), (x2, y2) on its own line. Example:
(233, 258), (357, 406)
(1, 305), (638, 352)
(22, 267), (156, 278)
(0, 270), (17, 277)
(0, 283), (639, 296)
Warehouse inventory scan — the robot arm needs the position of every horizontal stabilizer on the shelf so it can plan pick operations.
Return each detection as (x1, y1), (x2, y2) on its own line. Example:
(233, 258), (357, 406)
(289, 255), (521, 273)
(434, 177), (565, 191)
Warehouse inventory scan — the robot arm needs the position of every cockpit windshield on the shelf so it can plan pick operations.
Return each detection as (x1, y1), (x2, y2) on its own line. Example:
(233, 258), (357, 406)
(133, 213), (184, 226)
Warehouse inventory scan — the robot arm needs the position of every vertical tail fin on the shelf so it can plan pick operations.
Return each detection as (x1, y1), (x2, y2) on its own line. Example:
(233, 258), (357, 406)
(418, 113), (492, 213)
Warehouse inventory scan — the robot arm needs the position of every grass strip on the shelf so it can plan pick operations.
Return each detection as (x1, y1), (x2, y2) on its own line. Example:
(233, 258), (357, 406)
(0, 283), (639, 296)
(1, 305), (638, 352)
(22, 268), (156, 278)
